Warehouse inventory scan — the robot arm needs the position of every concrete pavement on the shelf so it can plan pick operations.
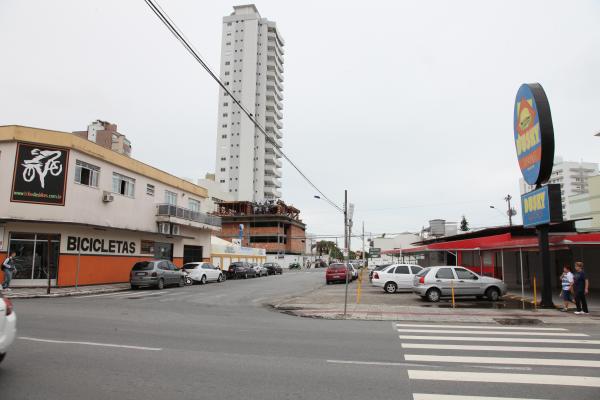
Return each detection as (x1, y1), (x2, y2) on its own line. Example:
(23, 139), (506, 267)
(2, 269), (600, 400)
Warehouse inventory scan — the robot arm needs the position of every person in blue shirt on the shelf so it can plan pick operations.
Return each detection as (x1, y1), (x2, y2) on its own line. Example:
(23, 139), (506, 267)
(573, 262), (589, 315)
(2, 251), (17, 291)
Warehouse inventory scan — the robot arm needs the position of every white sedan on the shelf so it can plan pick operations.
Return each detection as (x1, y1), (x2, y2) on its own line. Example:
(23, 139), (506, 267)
(0, 291), (17, 364)
(182, 262), (225, 284)
(371, 264), (423, 293)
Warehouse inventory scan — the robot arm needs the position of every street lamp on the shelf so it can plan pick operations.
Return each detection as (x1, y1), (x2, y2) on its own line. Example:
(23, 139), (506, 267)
(314, 191), (352, 318)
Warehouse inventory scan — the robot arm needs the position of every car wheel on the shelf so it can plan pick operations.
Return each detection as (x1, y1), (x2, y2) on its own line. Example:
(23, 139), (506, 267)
(200, 275), (207, 285)
(426, 288), (441, 302)
(157, 278), (164, 290)
(486, 287), (501, 302)
(217, 274), (224, 283)
(131, 284), (138, 290)
(384, 282), (397, 294)
(0, 353), (5, 364)
(178, 277), (185, 287)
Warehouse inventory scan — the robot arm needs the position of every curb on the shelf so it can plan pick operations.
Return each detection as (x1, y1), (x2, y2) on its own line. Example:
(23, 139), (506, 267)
(5, 287), (129, 299)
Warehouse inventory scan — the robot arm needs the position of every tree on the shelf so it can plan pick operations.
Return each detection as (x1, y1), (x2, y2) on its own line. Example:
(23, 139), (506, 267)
(313, 240), (341, 258)
(460, 215), (469, 232)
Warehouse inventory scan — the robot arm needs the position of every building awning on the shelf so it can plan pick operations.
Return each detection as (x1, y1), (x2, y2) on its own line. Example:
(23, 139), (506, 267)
(386, 232), (600, 254)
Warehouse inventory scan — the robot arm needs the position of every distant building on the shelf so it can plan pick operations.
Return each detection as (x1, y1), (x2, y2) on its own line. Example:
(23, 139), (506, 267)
(570, 174), (600, 231)
(370, 232), (422, 264)
(73, 120), (132, 157)
(214, 4), (285, 202)
(519, 156), (599, 219)
(214, 199), (305, 266)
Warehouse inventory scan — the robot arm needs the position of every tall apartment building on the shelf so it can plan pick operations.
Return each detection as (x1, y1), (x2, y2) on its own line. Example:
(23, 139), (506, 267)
(214, 4), (284, 203)
(519, 156), (599, 219)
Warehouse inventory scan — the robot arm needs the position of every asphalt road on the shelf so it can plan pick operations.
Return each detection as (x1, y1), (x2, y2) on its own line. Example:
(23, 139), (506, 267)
(2, 270), (600, 400)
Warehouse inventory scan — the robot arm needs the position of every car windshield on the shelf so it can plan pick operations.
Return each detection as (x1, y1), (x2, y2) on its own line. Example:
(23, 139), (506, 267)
(132, 262), (153, 271)
(182, 263), (198, 270)
(416, 268), (430, 277)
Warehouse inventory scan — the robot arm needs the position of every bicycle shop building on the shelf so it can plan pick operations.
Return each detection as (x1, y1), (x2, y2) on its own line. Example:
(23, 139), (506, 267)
(0, 125), (221, 287)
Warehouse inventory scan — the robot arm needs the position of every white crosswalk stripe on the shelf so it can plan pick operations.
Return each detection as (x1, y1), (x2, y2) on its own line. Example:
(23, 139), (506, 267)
(398, 322), (600, 399)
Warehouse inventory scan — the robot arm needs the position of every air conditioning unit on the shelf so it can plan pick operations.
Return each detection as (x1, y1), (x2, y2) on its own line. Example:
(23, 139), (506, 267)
(171, 224), (180, 236)
(158, 222), (170, 234)
(102, 192), (114, 203)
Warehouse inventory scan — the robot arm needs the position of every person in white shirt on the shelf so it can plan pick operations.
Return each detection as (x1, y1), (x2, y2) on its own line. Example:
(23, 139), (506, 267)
(2, 251), (17, 291)
(559, 265), (575, 312)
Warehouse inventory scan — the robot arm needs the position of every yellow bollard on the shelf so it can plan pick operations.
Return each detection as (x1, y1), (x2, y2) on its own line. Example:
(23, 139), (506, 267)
(451, 279), (456, 309)
(356, 268), (363, 304)
(533, 275), (537, 311)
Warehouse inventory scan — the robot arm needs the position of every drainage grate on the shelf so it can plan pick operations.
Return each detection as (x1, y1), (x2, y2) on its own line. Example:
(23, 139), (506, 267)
(494, 318), (542, 325)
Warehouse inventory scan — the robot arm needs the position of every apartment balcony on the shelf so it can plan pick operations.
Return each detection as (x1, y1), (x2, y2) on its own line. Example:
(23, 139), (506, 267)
(264, 186), (282, 199)
(267, 55), (283, 74)
(266, 94), (283, 111)
(266, 126), (282, 140)
(265, 163), (282, 178)
(266, 68), (284, 86)
(156, 204), (221, 231)
(265, 155), (283, 168)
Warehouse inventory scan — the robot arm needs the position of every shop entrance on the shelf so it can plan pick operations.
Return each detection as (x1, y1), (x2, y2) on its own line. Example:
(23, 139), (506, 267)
(154, 242), (173, 260)
(8, 232), (60, 286)
(183, 245), (203, 264)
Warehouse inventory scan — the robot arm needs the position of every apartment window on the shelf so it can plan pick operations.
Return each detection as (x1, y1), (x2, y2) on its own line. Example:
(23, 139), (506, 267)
(224, 71), (230, 76)
(223, 113), (228, 117)
(220, 157), (226, 161)
(165, 190), (177, 205)
(222, 135), (227, 139)
(227, 22), (232, 26)
(222, 124), (227, 128)
(223, 102), (228, 106)
(225, 61), (230, 66)
(226, 42), (231, 46)
(220, 168), (226, 172)
(75, 160), (99, 187)
(112, 173), (135, 198)
(146, 184), (155, 196)
(220, 180), (225, 183)
(188, 198), (201, 212)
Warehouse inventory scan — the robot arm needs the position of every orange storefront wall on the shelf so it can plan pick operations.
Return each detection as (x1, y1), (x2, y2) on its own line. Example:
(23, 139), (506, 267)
(0, 253), (6, 283)
(58, 254), (155, 287)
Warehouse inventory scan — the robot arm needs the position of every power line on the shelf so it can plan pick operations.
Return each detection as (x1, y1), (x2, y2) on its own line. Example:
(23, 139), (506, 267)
(143, 0), (343, 213)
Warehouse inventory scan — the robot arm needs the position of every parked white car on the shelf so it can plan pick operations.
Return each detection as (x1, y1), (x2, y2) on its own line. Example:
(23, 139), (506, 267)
(371, 264), (423, 293)
(182, 262), (225, 284)
(0, 291), (17, 364)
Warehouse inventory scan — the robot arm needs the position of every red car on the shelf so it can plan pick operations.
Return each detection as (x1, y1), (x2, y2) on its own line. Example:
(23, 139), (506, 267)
(326, 263), (351, 284)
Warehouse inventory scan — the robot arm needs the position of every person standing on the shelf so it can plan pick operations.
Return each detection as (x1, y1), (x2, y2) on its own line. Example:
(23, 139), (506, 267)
(2, 251), (17, 291)
(559, 265), (575, 312)
(573, 261), (589, 315)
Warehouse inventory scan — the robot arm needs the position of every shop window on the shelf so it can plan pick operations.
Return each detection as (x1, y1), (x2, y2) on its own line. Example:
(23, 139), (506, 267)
(75, 160), (100, 188)
(141, 240), (155, 255)
(188, 198), (201, 212)
(146, 184), (155, 196)
(112, 172), (135, 198)
(165, 190), (178, 205)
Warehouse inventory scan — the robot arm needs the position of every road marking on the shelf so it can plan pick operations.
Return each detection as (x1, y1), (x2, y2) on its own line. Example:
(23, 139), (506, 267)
(399, 335), (600, 345)
(405, 354), (600, 368)
(396, 329), (586, 337)
(407, 370), (600, 387)
(413, 394), (547, 400)
(326, 359), (436, 368)
(78, 291), (134, 299)
(401, 343), (600, 354)
(396, 323), (566, 331)
(18, 337), (162, 351)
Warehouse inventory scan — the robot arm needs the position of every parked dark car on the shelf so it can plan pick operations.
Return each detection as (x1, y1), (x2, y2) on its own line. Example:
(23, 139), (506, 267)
(130, 260), (184, 289)
(263, 262), (283, 275)
(369, 264), (392, 281)
(228, 262), (257, 279)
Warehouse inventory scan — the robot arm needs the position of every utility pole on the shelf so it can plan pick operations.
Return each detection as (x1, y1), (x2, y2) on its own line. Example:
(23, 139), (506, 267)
(343, 189), (349, 318)
(504, 194), (513, 226)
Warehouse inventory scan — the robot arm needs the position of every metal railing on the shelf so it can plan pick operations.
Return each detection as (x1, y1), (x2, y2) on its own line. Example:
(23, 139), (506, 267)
(156, 204), (221, 227)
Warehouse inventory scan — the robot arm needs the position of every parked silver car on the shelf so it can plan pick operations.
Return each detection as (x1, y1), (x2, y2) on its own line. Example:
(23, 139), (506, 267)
(130, 260), (185, 290)
(413, 266), (507, 302)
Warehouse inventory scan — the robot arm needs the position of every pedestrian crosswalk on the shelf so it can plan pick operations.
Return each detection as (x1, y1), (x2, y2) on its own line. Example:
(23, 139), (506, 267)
(396, 322), (600, 400)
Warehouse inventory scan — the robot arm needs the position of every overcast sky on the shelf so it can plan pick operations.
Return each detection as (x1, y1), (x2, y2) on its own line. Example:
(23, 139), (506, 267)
(1, 0), (599, 244)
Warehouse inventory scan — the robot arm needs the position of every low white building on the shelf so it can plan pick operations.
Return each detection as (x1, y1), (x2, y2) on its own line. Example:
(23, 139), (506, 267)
(370, 232), (421, 264)
(0, 125), (220, 287)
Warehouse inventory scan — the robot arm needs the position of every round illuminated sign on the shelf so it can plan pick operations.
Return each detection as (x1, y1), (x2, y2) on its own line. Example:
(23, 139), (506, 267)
(513, 83), (554, 186)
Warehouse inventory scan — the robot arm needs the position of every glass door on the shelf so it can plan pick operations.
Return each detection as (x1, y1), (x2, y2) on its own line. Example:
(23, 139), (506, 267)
(8, 233), (60, 284)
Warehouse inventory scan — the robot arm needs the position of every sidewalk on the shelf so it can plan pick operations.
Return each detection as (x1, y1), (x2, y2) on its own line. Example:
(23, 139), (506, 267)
(1, 283), (130, 299)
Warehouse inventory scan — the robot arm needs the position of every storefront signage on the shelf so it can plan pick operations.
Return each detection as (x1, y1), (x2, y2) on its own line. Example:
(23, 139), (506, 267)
(67, 236), (136, 254)
(521, 184), (563, 227)
(11, 142), (69, 206)
(369, 247), (381, 257)
(513, 83), (555, 186)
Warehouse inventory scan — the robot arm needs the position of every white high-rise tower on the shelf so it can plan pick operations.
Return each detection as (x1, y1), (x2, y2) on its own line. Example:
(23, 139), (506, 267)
(215, 4), (284, 202)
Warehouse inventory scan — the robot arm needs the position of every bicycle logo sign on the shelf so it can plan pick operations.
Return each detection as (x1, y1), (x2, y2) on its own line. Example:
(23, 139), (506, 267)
(11, 142), (69, 206)
(21, 148), (63, 188)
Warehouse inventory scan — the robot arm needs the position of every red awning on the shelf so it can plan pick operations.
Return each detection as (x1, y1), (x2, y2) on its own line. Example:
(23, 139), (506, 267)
(388, 232), (600, 254)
